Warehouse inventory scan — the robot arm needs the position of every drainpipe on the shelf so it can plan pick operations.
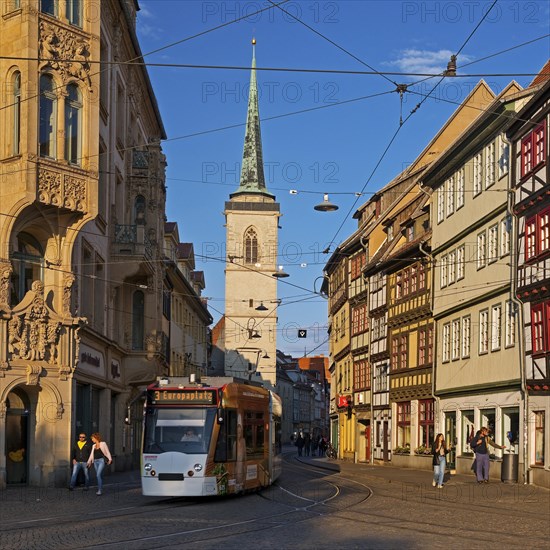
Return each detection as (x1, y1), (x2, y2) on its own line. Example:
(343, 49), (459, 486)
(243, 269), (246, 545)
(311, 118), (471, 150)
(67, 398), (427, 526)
(504, 134), (530, 485)
(419, 238), (439, 425)
(361, 233), (374, 465)
(418, 182), (440, 432)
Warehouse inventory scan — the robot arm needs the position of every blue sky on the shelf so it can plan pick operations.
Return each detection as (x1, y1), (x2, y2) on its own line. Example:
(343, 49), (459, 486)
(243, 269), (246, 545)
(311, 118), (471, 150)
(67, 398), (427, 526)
(135, 0), (549, 357)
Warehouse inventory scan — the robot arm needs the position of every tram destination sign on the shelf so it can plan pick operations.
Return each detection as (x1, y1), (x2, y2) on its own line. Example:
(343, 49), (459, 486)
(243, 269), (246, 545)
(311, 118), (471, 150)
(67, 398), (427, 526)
(151, 389), (217, 405)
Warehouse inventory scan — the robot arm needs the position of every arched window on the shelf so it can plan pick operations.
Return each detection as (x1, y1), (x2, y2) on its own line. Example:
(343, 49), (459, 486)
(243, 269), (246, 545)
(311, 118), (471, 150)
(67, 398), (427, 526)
(10, 232), (44, 305)
(39, 74), (57, 158)
(66, 0), (82, 27)
(40, 0), (56, 16)
(134, 195), (146, 225)
(65, 83), (82, 164)
(12, 72), (21, 155)
(244, 228), (259, 264)
(132, 290), (145, 350)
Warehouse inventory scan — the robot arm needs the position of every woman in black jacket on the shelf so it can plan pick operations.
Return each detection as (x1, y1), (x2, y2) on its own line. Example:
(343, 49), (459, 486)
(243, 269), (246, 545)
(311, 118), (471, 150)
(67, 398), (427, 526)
(431, 433), (451, 489)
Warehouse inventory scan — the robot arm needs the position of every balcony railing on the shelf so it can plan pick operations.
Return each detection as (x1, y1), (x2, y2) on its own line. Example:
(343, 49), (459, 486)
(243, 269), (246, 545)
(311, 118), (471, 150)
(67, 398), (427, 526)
(114, 224), (153, 261)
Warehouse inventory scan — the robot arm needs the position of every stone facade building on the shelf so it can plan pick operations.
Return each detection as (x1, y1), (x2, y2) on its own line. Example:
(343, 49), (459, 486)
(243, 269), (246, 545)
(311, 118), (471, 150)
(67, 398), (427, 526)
(0, 0), (169, 486)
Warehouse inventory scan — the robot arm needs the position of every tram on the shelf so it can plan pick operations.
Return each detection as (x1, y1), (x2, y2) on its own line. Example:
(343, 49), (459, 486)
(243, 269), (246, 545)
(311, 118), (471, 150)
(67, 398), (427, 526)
(141, 376), (282, 497)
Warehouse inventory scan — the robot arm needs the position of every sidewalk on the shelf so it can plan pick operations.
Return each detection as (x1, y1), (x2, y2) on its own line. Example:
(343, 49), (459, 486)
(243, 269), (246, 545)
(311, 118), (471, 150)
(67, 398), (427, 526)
(289, 447), (550, 513)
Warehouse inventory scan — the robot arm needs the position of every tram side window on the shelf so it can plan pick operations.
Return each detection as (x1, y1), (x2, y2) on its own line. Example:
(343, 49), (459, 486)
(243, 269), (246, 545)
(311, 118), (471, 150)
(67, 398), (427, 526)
(244, 411), (265, 458)
(274, 415), (282, 455)
(214, 409), (237, 462)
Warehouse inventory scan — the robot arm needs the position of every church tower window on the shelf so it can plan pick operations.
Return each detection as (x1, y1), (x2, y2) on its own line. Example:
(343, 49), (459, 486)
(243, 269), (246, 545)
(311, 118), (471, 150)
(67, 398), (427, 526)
(244, 228), (258, 264)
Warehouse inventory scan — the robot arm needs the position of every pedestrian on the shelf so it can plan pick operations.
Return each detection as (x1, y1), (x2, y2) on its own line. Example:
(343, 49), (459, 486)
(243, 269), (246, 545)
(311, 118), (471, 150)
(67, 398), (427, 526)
(87, 432), (112, 495)
(471, 426), (506, 483)
(319, 435), (327, 456)
(295, 434), (304, 457)
(431, 433), (451, 488)
(69, 432), (92, 491)
(304, 433), (311, 457)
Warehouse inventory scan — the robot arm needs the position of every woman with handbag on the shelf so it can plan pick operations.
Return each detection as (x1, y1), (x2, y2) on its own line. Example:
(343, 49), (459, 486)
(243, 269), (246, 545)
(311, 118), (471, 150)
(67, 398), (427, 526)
(431, 433), (451, 489)
(87, 433), (112, 496)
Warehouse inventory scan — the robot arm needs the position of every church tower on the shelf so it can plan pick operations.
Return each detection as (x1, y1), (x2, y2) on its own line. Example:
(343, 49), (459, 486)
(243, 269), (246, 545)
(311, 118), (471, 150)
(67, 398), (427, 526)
(223, 40), (280, 387)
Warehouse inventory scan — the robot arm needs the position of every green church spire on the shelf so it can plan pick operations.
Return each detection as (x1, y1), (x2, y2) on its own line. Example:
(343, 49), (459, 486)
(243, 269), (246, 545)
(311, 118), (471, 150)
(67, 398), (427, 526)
(231, 39), (273, 198)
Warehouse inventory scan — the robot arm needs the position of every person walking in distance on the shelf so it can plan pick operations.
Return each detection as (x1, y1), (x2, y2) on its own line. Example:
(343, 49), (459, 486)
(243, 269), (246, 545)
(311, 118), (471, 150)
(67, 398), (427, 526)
(471, 426), (506, 483)
(431, 433), (451, 488)
(69, 432), (92, 491)
(295, 433), (304, 457)
(87, 433), (112, 495)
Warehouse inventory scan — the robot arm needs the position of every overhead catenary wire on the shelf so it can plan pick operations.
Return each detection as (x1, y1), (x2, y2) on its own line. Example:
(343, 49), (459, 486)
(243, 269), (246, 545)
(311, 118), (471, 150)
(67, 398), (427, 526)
(0, 0), (292, 114)
(0, 54), (542, 78)
(322, 0), (502, 250)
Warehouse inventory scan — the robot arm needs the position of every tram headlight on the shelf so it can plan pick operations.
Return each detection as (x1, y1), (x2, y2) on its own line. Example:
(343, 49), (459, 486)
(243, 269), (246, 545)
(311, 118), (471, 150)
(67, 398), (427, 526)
(193, 463), (203, 472)
(144, 463), (153, 472)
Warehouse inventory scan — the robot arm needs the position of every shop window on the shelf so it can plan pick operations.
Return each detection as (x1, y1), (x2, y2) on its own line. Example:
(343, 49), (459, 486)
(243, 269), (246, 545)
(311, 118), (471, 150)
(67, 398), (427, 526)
(502, 408), (519, 453)
(480, 409), (496, 439)
(397, 402), (411, 447)
(462, 410), (475, 454)
(534, 411), (545, 466)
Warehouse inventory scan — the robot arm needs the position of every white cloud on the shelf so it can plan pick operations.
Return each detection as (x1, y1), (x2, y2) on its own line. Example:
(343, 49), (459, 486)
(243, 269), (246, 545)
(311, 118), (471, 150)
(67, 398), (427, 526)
(137, 2), (163, 39)
(386, 49), (473, 76)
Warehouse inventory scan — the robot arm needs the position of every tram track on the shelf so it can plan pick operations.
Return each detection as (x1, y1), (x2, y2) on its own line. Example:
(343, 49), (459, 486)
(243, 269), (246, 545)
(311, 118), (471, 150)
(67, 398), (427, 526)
(0, 454), (374, 550)
(1, 456), (547, 549)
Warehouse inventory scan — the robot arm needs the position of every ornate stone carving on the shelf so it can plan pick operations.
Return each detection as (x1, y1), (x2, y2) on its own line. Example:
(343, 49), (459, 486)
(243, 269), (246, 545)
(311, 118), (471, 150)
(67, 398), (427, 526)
(0, 402), (6, 419)
(74, 324), (82, 367)
(56, 403), (64, 419)
(8, 281), (61, 364)
(38, 168), (62, 206)
(0, 264), (12, 312)
(38, 168), (87, 212)
(64, 174), (87, 211)
(59, 364), (71, 381)
(62, 274), (75, 317)
(39, 21), (92, 88)
(0, 361), (9, 377)
(26, 364), (44, 386)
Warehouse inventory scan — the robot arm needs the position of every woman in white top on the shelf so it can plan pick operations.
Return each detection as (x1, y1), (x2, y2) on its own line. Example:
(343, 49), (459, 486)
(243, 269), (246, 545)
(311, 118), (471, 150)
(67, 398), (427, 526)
(87, 433), (112, 496)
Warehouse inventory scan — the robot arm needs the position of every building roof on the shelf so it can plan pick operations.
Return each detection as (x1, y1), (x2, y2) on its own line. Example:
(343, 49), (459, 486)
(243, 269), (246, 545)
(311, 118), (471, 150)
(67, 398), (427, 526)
(176, 243), (194, 260)
(530, 59), (550, 87)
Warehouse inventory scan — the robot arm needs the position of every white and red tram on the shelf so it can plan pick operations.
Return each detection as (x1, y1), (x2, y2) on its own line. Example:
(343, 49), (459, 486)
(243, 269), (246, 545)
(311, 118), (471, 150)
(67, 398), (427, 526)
(141, 377), (282, 497)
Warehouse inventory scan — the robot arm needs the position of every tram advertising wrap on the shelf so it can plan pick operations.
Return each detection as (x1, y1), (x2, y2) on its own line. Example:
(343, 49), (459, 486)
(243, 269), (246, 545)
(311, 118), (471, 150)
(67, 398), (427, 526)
(141, 377), (283, 497)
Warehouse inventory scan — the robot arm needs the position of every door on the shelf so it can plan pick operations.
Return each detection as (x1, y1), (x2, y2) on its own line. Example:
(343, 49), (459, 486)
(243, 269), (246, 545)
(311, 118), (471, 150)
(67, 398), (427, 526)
(445, 412), (457, 470)
(365, 423), (371, 463)
(383, 420), (389, 462)
(5, 389), (29, 484)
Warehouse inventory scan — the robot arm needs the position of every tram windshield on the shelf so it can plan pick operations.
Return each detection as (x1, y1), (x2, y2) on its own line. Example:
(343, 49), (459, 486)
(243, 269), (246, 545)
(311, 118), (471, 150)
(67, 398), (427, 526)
(144, 407), (216, 454)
